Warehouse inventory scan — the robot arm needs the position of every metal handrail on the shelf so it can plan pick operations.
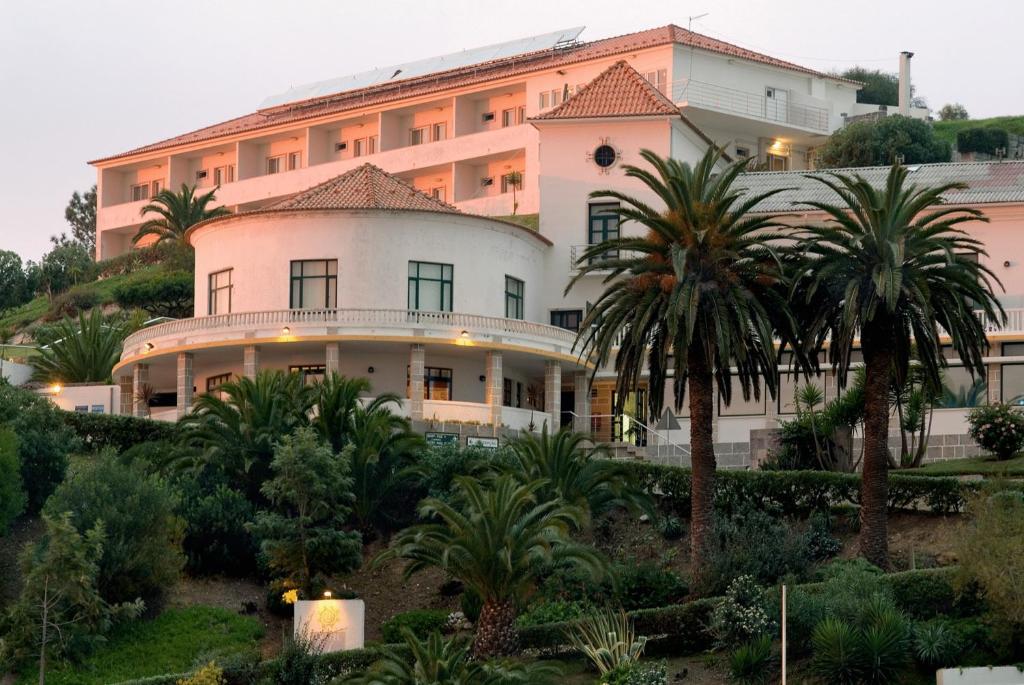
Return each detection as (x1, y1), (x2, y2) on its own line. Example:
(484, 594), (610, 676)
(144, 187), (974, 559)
(671, 78), (830, 133)
(122, 308), (579, 349)
(568, 411), (691, 461)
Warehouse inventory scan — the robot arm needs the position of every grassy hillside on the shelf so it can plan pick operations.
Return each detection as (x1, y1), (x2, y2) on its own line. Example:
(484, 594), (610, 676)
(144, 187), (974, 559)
(934, 115), (1024, 146)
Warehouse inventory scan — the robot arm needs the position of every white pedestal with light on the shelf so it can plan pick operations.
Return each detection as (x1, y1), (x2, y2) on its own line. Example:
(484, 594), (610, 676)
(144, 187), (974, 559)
(292, 596), (365, 652)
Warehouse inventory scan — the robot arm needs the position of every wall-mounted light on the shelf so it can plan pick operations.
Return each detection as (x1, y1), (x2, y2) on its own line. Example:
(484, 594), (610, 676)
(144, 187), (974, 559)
(144, 342), (154, 352)
(49, 383), (62, 394)
(479, 375), (486, 382)
(460, 330), (470, 339)
(1004, 260), (1012, 268)
(282, 326), (291, 335)
(323, 590), (332, 599)
(367, 366), (375, 374)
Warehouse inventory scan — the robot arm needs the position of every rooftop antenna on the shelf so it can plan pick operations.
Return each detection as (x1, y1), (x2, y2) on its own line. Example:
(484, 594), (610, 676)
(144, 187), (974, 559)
(687, 13), (709, 88)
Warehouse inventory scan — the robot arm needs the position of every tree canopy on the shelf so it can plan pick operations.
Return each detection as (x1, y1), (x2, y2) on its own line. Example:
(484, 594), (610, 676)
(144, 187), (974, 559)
(65, 185), (97, 257)
(816, 115), (951, 168)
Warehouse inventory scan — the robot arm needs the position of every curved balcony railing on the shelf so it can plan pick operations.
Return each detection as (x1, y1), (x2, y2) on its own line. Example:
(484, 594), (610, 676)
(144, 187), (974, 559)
(121, 308), (580, 357)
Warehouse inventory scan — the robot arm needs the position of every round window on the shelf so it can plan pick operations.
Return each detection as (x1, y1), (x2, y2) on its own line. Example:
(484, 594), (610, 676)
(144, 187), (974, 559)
(593, 144), (617, 168)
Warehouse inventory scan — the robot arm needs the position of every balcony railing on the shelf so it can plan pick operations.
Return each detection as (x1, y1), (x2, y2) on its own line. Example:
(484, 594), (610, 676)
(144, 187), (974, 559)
(671, 79), (831, 133)
(122, 308), (579, 353)
(569, 245), (640, 272)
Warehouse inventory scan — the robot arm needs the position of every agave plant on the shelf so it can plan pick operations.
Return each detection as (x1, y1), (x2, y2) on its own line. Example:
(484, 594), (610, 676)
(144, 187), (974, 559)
(30, 309), (130, 383)
(566, 610), (647, 676)
(349, 629), (561, 685)
(728, 634), (776, 685)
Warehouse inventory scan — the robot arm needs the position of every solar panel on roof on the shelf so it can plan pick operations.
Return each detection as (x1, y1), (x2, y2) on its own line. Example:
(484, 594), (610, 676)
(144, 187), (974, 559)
(259, 26), (586, 109)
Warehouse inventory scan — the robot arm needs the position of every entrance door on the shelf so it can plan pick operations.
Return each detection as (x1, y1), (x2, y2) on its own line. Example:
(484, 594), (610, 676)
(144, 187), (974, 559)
(612, 390), (648, 446)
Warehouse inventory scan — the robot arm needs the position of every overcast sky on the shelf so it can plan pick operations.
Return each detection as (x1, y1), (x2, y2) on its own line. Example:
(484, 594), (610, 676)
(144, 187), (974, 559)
(1, 0), (1020, 261)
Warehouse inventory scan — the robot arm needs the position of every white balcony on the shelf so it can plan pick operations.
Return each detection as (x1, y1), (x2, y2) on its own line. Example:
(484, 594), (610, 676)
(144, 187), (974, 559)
(672, 79), (831, 134)
(568, 244), (639, 273)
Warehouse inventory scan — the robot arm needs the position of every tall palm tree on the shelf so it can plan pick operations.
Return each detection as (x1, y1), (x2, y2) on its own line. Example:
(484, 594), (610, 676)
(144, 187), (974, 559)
(177, 370), (314, 500)
(376, 474), (604, 658)
(793, 163), (1003, 567)
(132, 184), (231, 246)
(507, 425), (652, 522)
(30, 309), (129, 383)
(568, 147), (796, 569)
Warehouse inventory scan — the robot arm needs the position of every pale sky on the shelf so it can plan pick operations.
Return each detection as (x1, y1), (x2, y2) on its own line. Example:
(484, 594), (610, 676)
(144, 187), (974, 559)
(1, 0), (1020, 261)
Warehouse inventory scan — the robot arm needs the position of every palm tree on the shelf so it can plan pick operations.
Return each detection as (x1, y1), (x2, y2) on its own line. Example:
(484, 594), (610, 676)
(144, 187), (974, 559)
(177, 370), (314, 500)
(376, 474), (604, 658)
(311, 373), (403, 453)
(793, 163), (1003, 567)
(568, 147), (797, 570)
(132, 184), (231, 246)
(30, 309), (129, 383)
(507, 425), (651, 522)
(350, 629), (561, 684)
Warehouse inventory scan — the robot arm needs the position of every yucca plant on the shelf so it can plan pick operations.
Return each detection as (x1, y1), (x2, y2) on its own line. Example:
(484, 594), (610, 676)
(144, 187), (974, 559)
(567, 610), (647, 676)
(376, 475), (604, 658)
(728, 634), (775, 685)
(349, 628), (561, 685)
(810, 595), (911, 685)
(30, 309), (130, 383)
(507, 425), (652, 522)
(132, 183), (231, 246)
(913, 621), (963, 669)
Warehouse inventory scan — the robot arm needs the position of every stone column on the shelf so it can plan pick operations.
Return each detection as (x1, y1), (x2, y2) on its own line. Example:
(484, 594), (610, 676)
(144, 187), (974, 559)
(243, 345), (260, 379)
(176, 353), (194, 419)
(484, 351), (503, 428)
(409, 344), (425, 421)
(573, 371), (591, 434)
(132, 363), (149, 418)
(545, 361), (562, 433)
(118, 375), (133, 416)
(325, 342), (340, 377)
(988, 363), (1002, 405)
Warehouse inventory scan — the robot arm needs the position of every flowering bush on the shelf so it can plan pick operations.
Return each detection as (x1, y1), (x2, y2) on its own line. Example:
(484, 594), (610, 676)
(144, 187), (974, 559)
(967, 404), (1024, 460)
(709, 575), (775, 649)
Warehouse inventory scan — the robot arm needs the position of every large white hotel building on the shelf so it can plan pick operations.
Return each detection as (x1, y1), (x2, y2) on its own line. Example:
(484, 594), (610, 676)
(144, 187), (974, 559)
(90, 25), (1024, 464)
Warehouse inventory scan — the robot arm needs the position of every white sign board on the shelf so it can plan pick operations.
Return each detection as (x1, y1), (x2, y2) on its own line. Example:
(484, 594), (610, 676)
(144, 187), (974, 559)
(937, 667), (1024, 685)
(293, 599), (365, 652)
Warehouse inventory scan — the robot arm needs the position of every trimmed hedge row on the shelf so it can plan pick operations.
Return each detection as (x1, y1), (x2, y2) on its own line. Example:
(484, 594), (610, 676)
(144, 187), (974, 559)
(622, 462), (1008, 515)
(61, 410), (178, 453)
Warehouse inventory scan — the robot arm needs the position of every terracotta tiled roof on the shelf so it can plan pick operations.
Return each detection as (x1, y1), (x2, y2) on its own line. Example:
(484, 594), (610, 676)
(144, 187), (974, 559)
(90, 25), (858, 165)
(533, 60), (679, 120)
(735, 161), (1024, 213)
(268, 163), (461, 213)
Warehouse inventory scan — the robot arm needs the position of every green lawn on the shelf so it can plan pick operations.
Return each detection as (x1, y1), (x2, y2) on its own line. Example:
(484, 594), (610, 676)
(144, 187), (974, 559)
(933, 115), (1024, 146)
(912, 453), (1024, 477)
(16, 606), (263, 685)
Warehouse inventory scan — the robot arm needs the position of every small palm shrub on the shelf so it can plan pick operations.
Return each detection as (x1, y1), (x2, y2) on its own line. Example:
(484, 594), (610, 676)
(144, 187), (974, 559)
(810, 595), (912, 684)
(710, 576), (775, 649)
(967, 403), (1024, 459)
(914, 620), (964, 669)
(567, 610), (647, 676)
(728, 634), (775, 685)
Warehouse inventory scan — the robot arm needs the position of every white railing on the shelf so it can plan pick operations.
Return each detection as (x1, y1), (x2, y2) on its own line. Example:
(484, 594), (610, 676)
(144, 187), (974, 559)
(569, 412), (691, 463)
(671, 79), (830, 133)
(568, 245), (640, 272)
(122, 308), (579, 350)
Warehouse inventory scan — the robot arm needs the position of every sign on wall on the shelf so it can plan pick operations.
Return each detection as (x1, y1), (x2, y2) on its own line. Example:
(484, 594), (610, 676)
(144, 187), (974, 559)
(424, 432), (459, 448)
(467, 436), (499, 450)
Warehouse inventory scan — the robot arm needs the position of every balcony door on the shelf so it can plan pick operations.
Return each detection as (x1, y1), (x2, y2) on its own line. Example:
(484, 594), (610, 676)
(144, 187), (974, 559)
(765, 87), (789, 123)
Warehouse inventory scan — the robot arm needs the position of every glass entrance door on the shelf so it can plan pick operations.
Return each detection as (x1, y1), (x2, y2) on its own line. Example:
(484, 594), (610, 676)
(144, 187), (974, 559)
(612, 389), (647, 446)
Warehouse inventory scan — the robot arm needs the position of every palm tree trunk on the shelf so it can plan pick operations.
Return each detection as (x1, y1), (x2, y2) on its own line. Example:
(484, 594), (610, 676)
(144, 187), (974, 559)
(473, 598), (518, 658)
(687, 349), (716, 575)
(859, 334), (893, 569)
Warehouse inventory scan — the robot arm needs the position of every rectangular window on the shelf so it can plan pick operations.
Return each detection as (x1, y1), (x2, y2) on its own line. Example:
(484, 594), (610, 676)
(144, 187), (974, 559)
(517, 105), (526, 124)
(505, 276), (524, 320)
(500, 172), (521, 194)
(130, 183), (150, 202)
(551, 89), (561, 106)
(90, 405), (104, 414)
(205, 373), (232, 394)
(503, 378), (513, 406)
(208, 268), (232, 315)
(501, 108), (514, 127)
(550, 309), (583, 332)
(368, 135), (378, 154)
(588, 202), (620, 262)
(408, 261), (453, 312)
(290, 259), (338, 309)
(287, 151), (302, 171)
(267, 155), (284, 174)
(432, 122), (447, 142)
(410, 127), (427, 146)
(353, 138), (364, 157)
(151, 179), (163, 196)
(539, 91), (549, 109)
(213, 165), (235, 185)
(643, 68), (667, 93)
(430, 186), (446, 203)
(289, 364), (326, 386)
(409, 366), (453, 400)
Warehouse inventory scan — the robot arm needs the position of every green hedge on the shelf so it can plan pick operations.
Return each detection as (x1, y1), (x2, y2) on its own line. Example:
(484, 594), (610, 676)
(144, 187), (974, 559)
(61, 410), (178, 453)
(956, 127), (1010, 154)
(623, 463), (1008, 515)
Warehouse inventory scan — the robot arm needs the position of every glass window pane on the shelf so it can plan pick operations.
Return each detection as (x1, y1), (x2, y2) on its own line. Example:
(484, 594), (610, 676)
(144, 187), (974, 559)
(291, 280), (302, 307)
(420, 263), (442, 279)
(442, 265), (452, 280)
(306, 283), (327, 309)
(719, 376), (767, 416)
(419, 280), (441, 310)
(778, 372), (826, 415)
(291, 262), (302, 277)
(1004, 364), (1024, 403)
(939, 367), (986, 408)
(326, 279), (337, 308)
(408, 281), (417, 308)
(304, 261), (327, 277)
(327, 260), (337, 276)
(408, 262), (417, 277)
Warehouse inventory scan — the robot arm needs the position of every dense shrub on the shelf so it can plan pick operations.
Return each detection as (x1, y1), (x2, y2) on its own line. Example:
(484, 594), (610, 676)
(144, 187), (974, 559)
(604, 661), (667, 685)
(517, 600), (592, 627)
(0, 427), (26, 533)
(62, 410), (179, 453)
(46, 283), (102, 320)
(44, 453), (184, 604)
(379, 609), (450, 643)
(957, 489), (1024, 628)
(810, 595), (912, 684)
(728, 634), (775, 685)
(710, 575), (774, 649)
(175, 469), (256, 576)
(412, 445), (517, 500)
(534, 560), (686, 611)
(957, 127), (1010, 155)
(967, 403), (1024, 459)
(0, 382), (77, 513)
(113, 270), (194, 319)
(97, 242), (195, 279)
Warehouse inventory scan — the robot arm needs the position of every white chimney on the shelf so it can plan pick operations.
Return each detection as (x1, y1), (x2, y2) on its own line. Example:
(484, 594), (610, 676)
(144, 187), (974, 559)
(898, 51), (914, 116)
